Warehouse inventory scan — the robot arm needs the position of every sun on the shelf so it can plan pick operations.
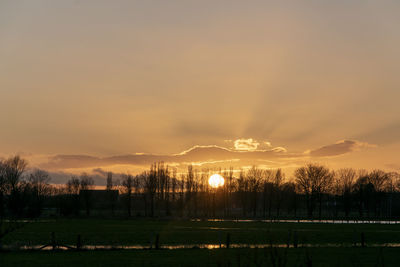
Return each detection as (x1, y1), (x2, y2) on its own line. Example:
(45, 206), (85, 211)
(208, 174), (225, 188)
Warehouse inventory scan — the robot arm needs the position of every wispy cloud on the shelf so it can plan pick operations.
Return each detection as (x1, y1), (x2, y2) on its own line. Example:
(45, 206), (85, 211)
(306, 140), (376, 157)
(37, 139), (374, 172)
(234, 138), (260, 151)
(21, 138), (377, 185)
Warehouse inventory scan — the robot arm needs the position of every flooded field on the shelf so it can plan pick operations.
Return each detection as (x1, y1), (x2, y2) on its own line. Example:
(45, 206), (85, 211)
(192, 219), (400, 224)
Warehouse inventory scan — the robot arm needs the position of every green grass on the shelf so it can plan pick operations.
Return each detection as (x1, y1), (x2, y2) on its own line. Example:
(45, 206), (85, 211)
(2, 219), (400, 266)
(0, 247), (397, 266)
(3, 219), (400, 247)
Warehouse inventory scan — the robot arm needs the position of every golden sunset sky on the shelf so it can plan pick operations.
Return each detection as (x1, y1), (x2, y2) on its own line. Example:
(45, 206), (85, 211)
(1, 1), (399, 184)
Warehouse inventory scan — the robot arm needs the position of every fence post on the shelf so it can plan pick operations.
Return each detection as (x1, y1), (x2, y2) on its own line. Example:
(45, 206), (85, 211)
(293, 230), (298, 248)
(155, 233), (160, 250)
(226, 233), (231, 249)
(51, 232), (56, 250)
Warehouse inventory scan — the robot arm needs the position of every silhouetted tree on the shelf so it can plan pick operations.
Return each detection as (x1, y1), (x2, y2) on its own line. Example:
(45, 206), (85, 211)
(274, 169), (284, 217)
(369, 170), (390, 217)
(185, 165), (194, 216)
(106, 172), (113, 191)
(335, 168), (356, 217)
(355, 172), (374, 217)
(80, 173), (94, 216)
(262, 170), (274, 218)
(27, 169), (51, 217)
(0, 161), (6, 219)
(106, 172), (117, 215)
(4, 156), (28, 217)
(281, 181), (298, 217)
(121, 174), (134, 217)
(247, 166), (263, 217)
(145, 165), (157, 217)
(237, 170), (249, 217)
(295, 163), (333, 218)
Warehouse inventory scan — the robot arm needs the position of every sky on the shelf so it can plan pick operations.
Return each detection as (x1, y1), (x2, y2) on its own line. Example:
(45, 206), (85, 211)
(1, 1), (400, 184)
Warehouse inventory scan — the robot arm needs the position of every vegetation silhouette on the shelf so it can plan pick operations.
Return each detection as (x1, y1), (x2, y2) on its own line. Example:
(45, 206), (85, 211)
(0, 155), (399, 220)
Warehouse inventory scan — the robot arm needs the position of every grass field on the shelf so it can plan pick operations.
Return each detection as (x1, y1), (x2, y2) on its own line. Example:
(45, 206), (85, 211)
(2, 219), (400, 247)
(0, 247), (398, 266)
(2, 219), (400, 266)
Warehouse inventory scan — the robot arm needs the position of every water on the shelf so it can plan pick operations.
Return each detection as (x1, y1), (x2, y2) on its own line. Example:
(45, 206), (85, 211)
(191, 219), (400, 224)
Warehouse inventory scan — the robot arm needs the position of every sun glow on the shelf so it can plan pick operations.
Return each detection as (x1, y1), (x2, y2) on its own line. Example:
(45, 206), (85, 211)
(208, 174), (225, 188)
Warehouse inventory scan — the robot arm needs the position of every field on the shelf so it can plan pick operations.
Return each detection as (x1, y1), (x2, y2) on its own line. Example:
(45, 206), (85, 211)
(1, 247), (399, 267)
(2, 219), (400, 266)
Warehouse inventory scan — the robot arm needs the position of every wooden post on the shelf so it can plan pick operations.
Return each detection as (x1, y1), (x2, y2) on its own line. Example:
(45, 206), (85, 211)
(226, 233), (231, 249)
(155, 233), (160, 250)
(51, 232), (56, 250)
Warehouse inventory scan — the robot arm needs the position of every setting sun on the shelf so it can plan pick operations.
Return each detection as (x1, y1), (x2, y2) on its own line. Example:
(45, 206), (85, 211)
(208, 174), (225, 188)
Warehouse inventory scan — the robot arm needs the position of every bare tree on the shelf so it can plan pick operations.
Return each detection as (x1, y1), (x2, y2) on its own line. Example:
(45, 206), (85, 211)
(237, 170), (248, 217)
(67, 176), (80, 195)
(3, 156), (28, 217)
(262, 170), (274, 218)
(274, 169), (284, 217)
(121, 174), (134, 217)
(247, 166), (263, 218)
(28, 169), (51, 217)
(106, 172), (117, 215)
(65, 176), (81, 215)
(369, 170), (390, 216)
(0, 161), (6, 219)
(368, 170), (390, 193)
(80, 173), (94, 216)
(295, 163), (333, 218)
(281, 181), (298, 217)
(335, 168), (356, 217)
(185, 165), (194, 216)
(106, 172), (113, 191)
(0, 157), (28, 244)
(145, 165), (157, 217)
(4, 156), (28, 193)
(354, 170), (373, 217)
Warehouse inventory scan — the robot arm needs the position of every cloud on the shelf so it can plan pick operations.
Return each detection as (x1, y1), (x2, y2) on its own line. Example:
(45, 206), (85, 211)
(39, 140), (373, 171)
(307, 140), (375, 157)
(234, 138), (260, 151)
(271, 147), (287, 153)
(92, 168), (109, 176)
(21, 139), (381, 185)
(39, 144), (293, 171)
(32, 139), (376, 186)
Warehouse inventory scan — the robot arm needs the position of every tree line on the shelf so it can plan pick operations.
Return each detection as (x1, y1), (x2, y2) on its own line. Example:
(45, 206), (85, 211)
(1, 155), (400, 220)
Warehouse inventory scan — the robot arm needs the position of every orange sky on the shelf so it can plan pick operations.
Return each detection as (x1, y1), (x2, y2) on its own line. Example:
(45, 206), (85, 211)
(1, 1), (399, 184)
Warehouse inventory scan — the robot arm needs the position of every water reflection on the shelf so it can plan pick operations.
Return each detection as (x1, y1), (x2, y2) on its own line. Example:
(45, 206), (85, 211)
(191, 219), (400, 224)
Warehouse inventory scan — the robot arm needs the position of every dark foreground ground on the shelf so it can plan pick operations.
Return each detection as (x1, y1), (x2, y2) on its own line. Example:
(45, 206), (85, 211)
(2, 219), (400, 266)
(1, 247), (398, 266)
